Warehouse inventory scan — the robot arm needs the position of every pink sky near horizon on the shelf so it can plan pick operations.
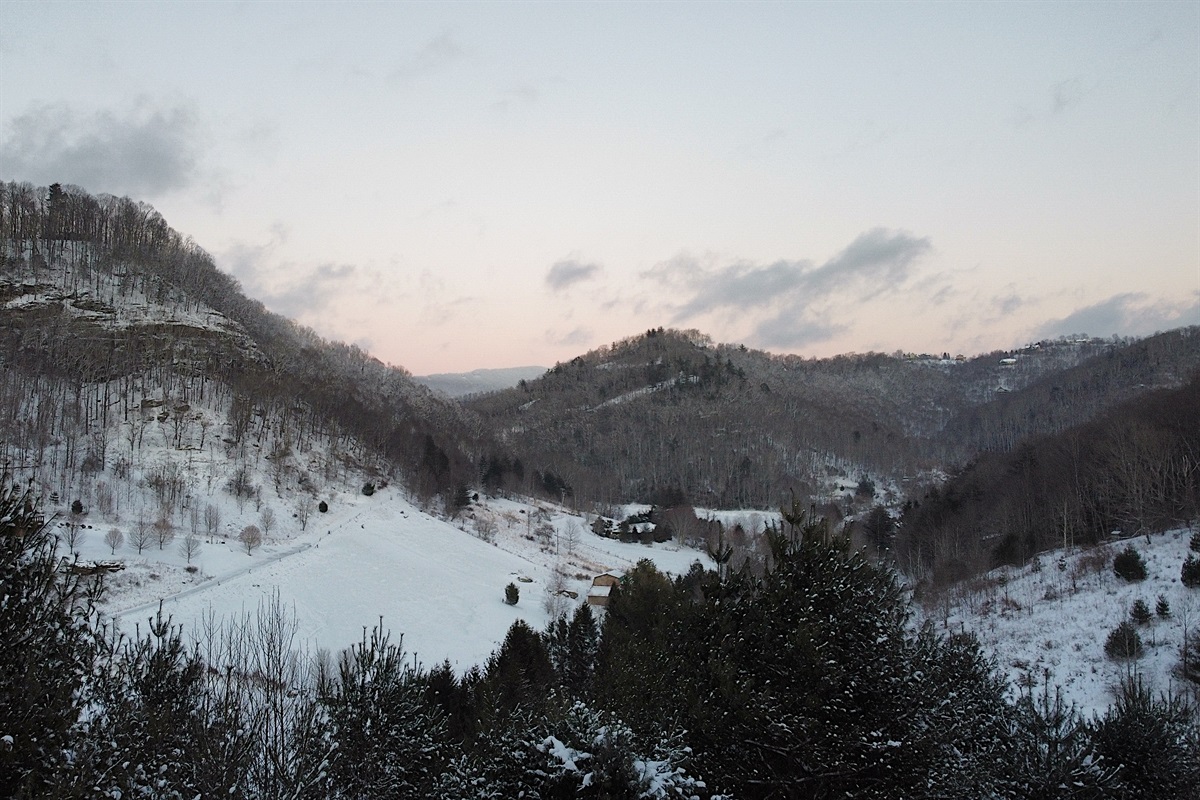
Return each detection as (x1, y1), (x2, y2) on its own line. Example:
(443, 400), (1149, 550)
(2, 2), (1196, 374)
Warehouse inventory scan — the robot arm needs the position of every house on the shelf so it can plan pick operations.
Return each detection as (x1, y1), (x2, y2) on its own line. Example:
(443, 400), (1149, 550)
(586, 571), (624, 607)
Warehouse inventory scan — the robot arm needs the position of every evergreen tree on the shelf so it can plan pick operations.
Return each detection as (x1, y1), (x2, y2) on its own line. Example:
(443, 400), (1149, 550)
(1003, 684), (1118, 798)
(1105, 621), (1145, 660)
(1131, 598), (1153, 626)
(564, 603), (599, 699)
(481, 620), (556, 720)
(322, 624), (448, 798)
(1090, 676), (1200, 799)
(1113, 545), (1148, 581)
(58, 606), (251, 798)
(0, 480), (99, 797)
(1182, 554), (1200, 588)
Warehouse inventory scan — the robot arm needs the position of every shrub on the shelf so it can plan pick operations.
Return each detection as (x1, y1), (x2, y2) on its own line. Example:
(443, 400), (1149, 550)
(1105, 621), (1144, 660)
(362, 482), (376, 497)
(1190, 530), (1200, 553)
(1113, 545), (1147, 582)
(1130, 599), (1152, 626)
(318, 500), (328, 513)
(504, 582), (519, 605)
(71, 499), (84, 514)
(1182, 555), (1200, 588)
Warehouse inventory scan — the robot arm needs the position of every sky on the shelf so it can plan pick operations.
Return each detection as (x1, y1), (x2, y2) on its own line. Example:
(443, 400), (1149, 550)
(2, 1), (1197, 374)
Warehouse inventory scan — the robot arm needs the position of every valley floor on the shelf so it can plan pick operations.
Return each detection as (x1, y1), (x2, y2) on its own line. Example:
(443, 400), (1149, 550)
(75, 487), (712, 670)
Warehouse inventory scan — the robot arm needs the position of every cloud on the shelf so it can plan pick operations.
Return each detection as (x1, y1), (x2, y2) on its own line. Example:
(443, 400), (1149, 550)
(221, 231), (362, 320)
(546, 327), (594, 348)
(0, 98), (205, 197)
(1034, 292), (1200, 340)
(546, 258), (603, 291)
(1051, 77), (1084, 114)
(387, 32), (462, 87)
(645, 228), (931, 322)
(752, 313), (849, 349)
(491, 84), (539, 113)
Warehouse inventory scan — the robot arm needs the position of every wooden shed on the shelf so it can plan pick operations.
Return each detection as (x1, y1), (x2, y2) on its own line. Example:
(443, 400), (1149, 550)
(586, 571), (623, 607)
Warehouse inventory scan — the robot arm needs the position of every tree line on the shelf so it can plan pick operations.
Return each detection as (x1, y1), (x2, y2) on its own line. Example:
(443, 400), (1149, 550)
(4, 487), (1197, 798)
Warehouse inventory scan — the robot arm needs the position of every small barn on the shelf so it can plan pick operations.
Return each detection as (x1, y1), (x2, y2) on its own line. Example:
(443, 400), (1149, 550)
(586, 571), (623, 607)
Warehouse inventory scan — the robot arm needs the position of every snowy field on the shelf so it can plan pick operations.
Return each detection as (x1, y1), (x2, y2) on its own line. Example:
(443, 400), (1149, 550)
(63, 486), (713, 672)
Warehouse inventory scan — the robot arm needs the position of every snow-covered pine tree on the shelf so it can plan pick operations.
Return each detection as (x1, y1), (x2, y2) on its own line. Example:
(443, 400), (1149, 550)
(322, 623), (448, 798)
(1089, 676), (1200, 798)
(0, 479), (99, 797)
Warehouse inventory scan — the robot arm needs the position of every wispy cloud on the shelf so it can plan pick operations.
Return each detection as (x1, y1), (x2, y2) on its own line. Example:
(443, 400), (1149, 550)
(546, 258), (603, 291)
(221, 228), (364, 321)
(646, 228), (930, 321)
(546, 327), (594, 348)
(387, 32), (462, 87)
(641, 228), (931, 349)
(491, 84), (539, 113)
(1033, 292), (1200, 340)
(0, 98), (205, 197)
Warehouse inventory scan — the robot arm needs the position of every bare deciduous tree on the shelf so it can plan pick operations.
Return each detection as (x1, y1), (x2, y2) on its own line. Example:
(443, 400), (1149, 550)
(260, 506), (276, 538)
(94, 480), (114, 518)
(154, 515), (175, 550)
(563, 520), (581, 554)
(63, 520), (85, 555)
(180, 532), (202, 564)
(130, 513), (153, 554)
(295, 498), (313, 531)
(204, 503), (221, 540)
(104, 527), (123, 555)
(239, 524), (262, 555)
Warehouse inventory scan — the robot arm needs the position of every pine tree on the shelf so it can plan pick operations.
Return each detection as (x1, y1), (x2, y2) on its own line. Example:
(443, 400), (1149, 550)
(1113, 545), (1148, 581)
(58, 606), (249, 798)
(1105, 621), (1144, 660)
(482, 620), (556, 719)
(1131, 598), (1153, 626)
(1182, 554), (1200, 588)
(323, 624), (448, 798)
(0, 480), (99, 797)
(1004, 684), (1118, 797)
(1090, 676), (1200, 798)
(564, 603), (599, 699)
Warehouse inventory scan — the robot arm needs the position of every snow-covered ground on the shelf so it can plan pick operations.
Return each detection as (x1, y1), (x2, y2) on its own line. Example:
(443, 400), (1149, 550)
(929, 528), (1199, 717)
(64, 486), (713, 672)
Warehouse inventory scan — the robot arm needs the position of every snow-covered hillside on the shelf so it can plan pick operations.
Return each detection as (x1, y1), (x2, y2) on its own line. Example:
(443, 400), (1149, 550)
(68, 482), (714, 671)
(932, 529), (1199, 717)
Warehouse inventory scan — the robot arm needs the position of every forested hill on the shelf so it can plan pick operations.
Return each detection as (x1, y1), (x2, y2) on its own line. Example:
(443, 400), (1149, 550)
(465, 327), (1198, 509)
(0, 181), (484, 501)
(4, 182), (1196, 515)
(898, 372), (1200, 587)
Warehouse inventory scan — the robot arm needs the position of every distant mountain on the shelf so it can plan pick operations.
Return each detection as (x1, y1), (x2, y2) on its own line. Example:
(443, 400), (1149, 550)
(466, 327), (1200, 510)
(415, 366), (546, 398)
